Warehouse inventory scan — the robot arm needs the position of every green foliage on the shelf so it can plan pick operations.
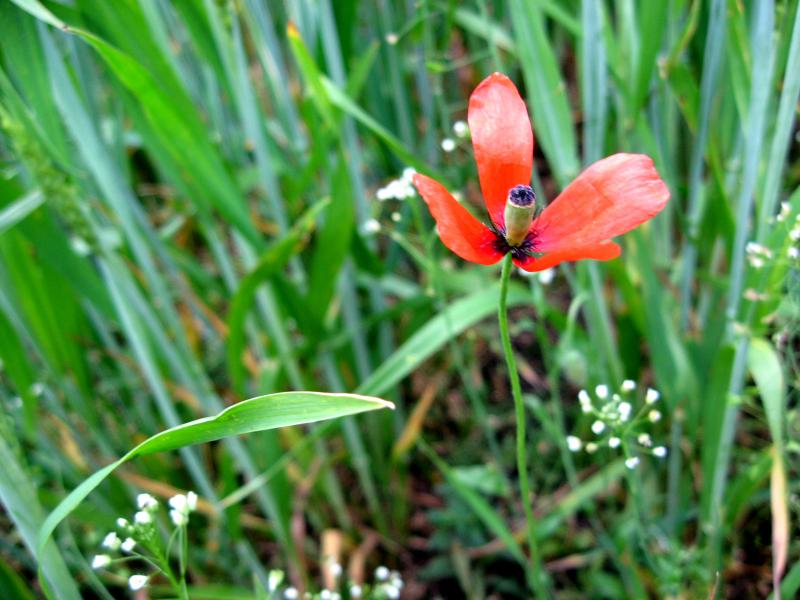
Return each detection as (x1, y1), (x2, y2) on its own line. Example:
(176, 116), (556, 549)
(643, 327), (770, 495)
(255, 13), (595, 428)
(0, 0), (798, 597)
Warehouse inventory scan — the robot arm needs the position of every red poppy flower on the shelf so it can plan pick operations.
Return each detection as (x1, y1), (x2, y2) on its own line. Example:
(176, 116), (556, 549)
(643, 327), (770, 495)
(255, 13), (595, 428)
(413, 73), (669, 272)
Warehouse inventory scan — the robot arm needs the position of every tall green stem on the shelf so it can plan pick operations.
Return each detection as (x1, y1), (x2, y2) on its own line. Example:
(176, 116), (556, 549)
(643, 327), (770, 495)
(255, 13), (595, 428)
(498, 254), (549, 597)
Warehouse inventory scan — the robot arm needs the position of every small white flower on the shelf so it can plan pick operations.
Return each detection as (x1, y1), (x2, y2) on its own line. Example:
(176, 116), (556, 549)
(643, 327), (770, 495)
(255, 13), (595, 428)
(169, 494), (188, 513)
(267, 570), (284, 592)
(621, 380), (636, 392)
(618, 402), (632, 422)
(791, 228), (800, 241)
(121, 537), (136, 553)
(625, 456), (640, 470)
(595, 384), (609, 399)
(363, 218), (381, 234)
(789, 246), (799, 259)
(453, 120), (469, 138)
(391, 211), (402, 222)
(749, 256), (765, 269)
(92, 554), (111, 569)
(538, 268), (555, 285)
(30, 382), (45, 396)
(746, 242), (772, 258)
(187, 491), (198, 511)
(284, 587), (299, 599)
(578, 389), (592, 412)
(591, 420), (605, 435)
(385, 32), (399, 45)
(328, 562), (343, 578)
(608, 436), (621, 449)
(441, 138), (456, 153)
(653, 446), (668, 458)
(170, 509), (188, 527)
(349, 585), (362, 598)
(402, 167), (416, 180)
(390, 573), (403, 589)
(637, 433), (652, 447)
(384, 584), (400, 599)
(777, 201), (790, 221)
(320, 591), (332, 600)
(648, 410), (662, 423)
(136, 493), (158, 510)
(116, 517), (129, 529)
(70, 236), (91, 256)
(102, 532), (120, 550)
(375, 565), (390, 581)
(645, 388), (660, 404)
(129, 575), (148, 591)
(585, 442), (598, 454)
(566, 436), (582, 452)
(134, 511), (152, 525)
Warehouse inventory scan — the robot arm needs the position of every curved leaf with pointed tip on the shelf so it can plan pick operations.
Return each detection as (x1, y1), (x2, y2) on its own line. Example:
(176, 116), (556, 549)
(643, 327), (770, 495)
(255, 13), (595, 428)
(37, 392), (393, 559)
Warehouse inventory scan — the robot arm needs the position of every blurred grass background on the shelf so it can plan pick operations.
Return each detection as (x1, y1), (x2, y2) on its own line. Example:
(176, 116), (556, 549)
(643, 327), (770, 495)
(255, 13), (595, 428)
(0, 0), (798, 597)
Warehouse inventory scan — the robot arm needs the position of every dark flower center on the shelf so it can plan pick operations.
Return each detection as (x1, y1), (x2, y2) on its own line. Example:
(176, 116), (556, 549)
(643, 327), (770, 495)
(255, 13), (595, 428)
(507, 184), (536, 207)
(491, 226), (539, 259)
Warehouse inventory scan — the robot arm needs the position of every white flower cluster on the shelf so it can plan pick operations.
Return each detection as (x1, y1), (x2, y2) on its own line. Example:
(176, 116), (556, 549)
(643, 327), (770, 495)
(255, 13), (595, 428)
(568, 381), (667, 469)
(168, 491), (198, 526)
(746, 241), (773, 269)
(376, 167), (416, 201)
(91, 490), (199, 591)
(374, 566), (403, 599)
(272, 561), (404, 599)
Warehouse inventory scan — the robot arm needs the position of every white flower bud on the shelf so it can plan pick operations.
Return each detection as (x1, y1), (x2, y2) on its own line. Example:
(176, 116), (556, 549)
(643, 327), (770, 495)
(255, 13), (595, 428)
(128, 574), (148, 590)
(170, 509), (188, 526)
(653, 446), (667, 458)
(645, 388), (660, 404)
(591, 420), (605, 435)
(453, 120), (469, 138)
(121, 537), (136, 553)
(136, 493), (158, 510)
(625, 456), (640, 470)
(102, 532), (121, 550)
(92, 554), (111, 569)
(595, 384), (609, 399)
(566, 436), (582, 452)
(441, 138), (456, 153)
(134, 511), (152, 525)
(618, 402), (632, 421)
(608, 437), (621, 449)
(621, 380), (636, 392)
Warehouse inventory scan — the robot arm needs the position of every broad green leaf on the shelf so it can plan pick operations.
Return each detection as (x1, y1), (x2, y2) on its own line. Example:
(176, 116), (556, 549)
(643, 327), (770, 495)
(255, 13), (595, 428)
(747, 338), (786, 450)
(37, 392), (393, 559)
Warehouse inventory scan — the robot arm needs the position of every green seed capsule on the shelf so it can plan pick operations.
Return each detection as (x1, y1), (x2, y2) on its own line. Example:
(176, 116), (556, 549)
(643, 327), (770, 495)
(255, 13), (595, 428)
(503, 185), (537, 247)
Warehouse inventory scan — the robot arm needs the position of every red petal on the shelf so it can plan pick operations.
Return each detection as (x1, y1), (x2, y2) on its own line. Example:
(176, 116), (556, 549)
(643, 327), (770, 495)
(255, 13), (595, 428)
(534, 154), (669, 253)
(468, 73), (534, 228)
(413, 174), (504, 265)
(514, 242), (621, 272)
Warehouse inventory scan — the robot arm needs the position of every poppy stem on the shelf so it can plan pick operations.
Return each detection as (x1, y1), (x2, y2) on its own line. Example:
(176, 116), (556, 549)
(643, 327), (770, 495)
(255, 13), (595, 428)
(498, 253), (550, 597)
